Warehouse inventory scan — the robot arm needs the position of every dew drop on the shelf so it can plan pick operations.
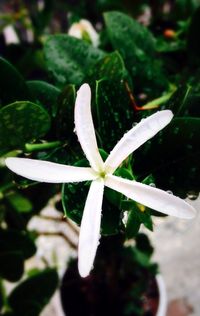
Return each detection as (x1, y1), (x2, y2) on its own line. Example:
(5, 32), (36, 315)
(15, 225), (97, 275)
(187, 191), (199, 200)
(167, 190), (173, 195)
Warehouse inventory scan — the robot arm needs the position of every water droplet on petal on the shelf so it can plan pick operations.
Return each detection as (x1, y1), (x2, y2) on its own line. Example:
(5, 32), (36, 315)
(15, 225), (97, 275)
(167, 190), (173, 195)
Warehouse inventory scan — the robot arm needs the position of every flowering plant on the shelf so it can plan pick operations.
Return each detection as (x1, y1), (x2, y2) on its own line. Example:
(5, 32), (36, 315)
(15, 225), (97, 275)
(0, 1), (199, 315)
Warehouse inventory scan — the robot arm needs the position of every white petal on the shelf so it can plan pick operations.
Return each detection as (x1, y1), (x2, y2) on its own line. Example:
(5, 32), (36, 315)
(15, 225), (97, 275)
(104, 110), (173, 174)
(78, 179), (104, 277)
(75, 83), (104, 172)
(105, 175), (196, 219)
(5, 157), (97, 183)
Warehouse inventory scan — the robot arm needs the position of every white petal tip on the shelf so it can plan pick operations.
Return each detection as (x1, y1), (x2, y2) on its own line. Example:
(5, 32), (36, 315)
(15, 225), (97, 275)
(78, 259), (91, 278)
(184, 207), (196, 219)
(78, 268), (90, 278)
(161, 109), (173, 122)
(77, 83), (91, 95)
(165, 201), (197, 220)
(156, 110), (173, 128)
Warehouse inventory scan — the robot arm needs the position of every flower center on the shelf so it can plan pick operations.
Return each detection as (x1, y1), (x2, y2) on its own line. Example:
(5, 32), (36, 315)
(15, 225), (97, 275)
(99, 171), (107, 179)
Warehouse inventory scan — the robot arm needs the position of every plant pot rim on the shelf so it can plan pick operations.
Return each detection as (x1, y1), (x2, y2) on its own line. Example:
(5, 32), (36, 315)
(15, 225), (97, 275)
(156, 274), (167, 316)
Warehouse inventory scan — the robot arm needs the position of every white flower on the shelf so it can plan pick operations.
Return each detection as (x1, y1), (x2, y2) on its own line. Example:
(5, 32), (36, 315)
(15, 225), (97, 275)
(5, 84), (196, 277)
(68, 19), (99, 47)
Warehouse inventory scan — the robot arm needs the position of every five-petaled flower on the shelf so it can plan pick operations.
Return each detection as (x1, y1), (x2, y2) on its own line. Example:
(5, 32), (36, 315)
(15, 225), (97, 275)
(5, 84), (196, 278)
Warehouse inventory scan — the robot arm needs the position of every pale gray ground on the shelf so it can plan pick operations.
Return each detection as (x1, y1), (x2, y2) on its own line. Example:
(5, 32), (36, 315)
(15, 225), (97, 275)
(150, 197), (200, 316)
(26, 197), (199, 316)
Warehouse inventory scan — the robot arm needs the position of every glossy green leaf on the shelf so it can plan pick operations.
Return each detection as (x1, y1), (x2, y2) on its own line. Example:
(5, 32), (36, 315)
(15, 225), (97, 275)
(0, 251), (24, 282)
(125, 201), (153, 239)
(55, 84), (76, 140)
(0, 101), (51, 155)
(8, 268), (59, 316)
(104, 11), (167, 93)
(126, 209), (141, 239)
(166, 81), (200, 117)
(27, 80), (60, 117)
(44, 35), (105, 87)
(101, 197), (123, 235)
(62, 183), (123, 235)
(87, 51), (131, 83)
(0, 57), (29, 106)
(95, 78), (134, 151)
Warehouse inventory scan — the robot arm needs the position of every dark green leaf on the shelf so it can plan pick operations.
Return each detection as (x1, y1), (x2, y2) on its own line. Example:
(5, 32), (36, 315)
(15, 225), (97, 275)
(62, 183), (122, 235)
(104, 11), (167, 94)
(126, 209), (141, 239)
(44, 35), (105, 87)
(0, 251), (24, 282)
(0, 101), (51, 155)
(55, 84), (76, 139)
(136, 233), (154, 258)
(8, 268), (59, 316)
(87, 51), (131, 83)
(101, 197), (123, 235)
(167, 85), (192, 116)
(0, 57), (29, 106)
(95, 78), (134, 150)
(0, 229), (36, 259)
(27, 80), (60, 117)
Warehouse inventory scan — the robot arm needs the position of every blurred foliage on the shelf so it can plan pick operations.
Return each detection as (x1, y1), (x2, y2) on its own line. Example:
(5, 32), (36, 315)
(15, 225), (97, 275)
(0, 0), (200, 315)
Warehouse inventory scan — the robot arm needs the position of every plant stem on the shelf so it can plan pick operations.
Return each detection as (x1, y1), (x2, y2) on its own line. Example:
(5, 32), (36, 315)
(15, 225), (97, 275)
(38, 214), (79, 235)
(25, 141), (62, 152)
(37, 231), (77, 249)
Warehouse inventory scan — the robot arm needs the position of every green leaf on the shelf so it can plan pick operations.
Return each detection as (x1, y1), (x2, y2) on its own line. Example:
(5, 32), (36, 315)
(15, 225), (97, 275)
(0, 101), (51, 155)
(104, 11), (168, 93)
(0, 57), (29, 106)
(62, 182), (87, 223)
(62, 183), (122, 235)
(0, 251), (24, 282)
(55, 84), (76, 140)
(101, 197), (123, 235)
(44, 35), (105, 87)
(6, 192), (33, 213)
(125, 199), (153, 239)
(95, 78), (134, 150)
(132, 248), (152, 268)
(126, 209), (141, 239)
(8, 268), (59, 316)
(138, 209), (153, 231)
(27, 80), (60, 117)
(0, 229), (36, 259)
(136, 233), (154, 258)
(87, 51), (130, 83)
(167, 85), (192, 116)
